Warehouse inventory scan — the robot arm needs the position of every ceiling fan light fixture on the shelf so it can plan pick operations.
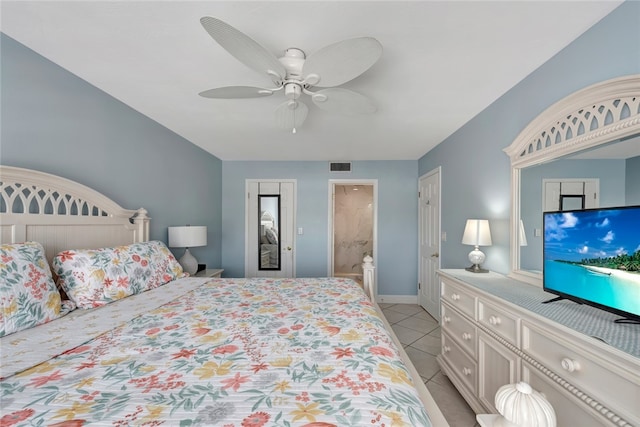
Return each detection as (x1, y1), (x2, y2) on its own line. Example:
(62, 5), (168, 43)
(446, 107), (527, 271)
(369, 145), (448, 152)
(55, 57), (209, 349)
(275, 99), (308, 132)
(284, 83), (302, 99)
(199, 17), (380, 132)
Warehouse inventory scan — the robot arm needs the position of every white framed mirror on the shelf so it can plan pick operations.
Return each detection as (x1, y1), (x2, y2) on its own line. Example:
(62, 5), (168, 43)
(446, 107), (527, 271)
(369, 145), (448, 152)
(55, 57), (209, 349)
(504, 74), (640, 286)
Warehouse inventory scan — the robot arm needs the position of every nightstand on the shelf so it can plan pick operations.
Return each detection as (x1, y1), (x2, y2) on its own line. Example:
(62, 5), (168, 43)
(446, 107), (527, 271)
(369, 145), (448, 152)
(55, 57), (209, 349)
(194, 268), (224, 278)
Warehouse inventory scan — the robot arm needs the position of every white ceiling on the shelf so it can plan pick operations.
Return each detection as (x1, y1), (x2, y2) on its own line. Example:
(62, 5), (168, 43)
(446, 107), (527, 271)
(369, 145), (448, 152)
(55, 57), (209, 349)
(1, 1), (623, 161)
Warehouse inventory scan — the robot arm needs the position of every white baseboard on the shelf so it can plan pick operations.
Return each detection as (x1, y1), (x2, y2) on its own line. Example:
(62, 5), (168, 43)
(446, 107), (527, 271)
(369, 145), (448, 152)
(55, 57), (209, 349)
(376, 294), (419, 304)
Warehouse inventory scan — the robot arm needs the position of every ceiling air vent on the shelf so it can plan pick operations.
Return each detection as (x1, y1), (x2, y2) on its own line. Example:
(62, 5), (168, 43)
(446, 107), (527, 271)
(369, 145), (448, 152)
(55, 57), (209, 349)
(329, 162), (352, 172)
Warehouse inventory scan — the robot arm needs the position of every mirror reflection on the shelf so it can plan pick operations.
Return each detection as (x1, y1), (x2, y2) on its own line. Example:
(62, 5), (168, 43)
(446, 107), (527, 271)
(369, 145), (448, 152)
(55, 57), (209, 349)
(507, 76), (640, 286)
(259, 195), (281, 270)
(519, 135), (640, 274)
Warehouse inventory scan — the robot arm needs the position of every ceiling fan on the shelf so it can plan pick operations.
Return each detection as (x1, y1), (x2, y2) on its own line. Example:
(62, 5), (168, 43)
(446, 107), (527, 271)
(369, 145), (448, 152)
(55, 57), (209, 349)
(198, 17), (383, 133)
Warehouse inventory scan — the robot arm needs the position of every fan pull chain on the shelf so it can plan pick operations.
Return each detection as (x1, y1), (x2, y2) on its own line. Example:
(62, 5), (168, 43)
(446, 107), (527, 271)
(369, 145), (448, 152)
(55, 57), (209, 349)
(292, 101), (297, 134)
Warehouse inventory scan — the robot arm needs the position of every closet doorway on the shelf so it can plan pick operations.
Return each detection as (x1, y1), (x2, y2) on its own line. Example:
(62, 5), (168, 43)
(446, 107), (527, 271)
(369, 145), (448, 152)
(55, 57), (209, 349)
(328, 180), (377, 296)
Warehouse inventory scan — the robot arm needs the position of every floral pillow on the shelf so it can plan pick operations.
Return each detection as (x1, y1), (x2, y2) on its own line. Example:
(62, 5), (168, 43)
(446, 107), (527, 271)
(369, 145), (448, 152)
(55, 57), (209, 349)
(53, 240), (185, 309)
(0, 241), (67, 337)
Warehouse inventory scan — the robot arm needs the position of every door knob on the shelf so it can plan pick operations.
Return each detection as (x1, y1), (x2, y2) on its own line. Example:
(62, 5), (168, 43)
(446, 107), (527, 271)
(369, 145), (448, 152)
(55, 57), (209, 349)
(431, 252), (439, 257)
(287, 246), (292, 251)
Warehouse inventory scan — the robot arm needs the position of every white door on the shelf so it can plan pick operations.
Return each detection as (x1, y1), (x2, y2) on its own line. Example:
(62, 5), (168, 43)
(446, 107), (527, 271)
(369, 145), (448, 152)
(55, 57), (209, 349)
(418, 168), (441, 320)
(246, 180), (296, 278)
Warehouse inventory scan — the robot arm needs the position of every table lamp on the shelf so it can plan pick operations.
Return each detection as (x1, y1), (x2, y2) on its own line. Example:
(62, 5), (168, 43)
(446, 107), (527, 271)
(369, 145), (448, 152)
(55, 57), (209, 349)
(168, 225), (207, 275)
(462, 219), (492, 273)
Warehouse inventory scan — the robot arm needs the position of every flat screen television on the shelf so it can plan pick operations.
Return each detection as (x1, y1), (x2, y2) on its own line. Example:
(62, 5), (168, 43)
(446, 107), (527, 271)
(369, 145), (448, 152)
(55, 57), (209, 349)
(543, 204), (640, 323)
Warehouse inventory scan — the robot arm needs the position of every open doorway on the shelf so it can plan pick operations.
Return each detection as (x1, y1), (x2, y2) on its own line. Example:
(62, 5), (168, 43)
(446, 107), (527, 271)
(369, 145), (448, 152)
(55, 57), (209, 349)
(328, 180), (377, 295)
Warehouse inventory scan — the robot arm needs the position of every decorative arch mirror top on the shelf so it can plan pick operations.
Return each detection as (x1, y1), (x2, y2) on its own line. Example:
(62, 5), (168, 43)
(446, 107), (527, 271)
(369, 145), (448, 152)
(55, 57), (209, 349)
(504, 74), (640, 286)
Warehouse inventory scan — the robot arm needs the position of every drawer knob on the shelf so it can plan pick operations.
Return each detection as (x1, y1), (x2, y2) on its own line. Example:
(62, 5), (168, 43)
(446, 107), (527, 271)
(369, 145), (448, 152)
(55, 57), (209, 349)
(463, 367), (472, 376)
(451, 293), (461, 301)
(489, 315), (502, 326)
(462, 332), (472, 341)
(443, 345), (451, 353)
(443, 316), (451, 324)
(561, 357), (580, 372)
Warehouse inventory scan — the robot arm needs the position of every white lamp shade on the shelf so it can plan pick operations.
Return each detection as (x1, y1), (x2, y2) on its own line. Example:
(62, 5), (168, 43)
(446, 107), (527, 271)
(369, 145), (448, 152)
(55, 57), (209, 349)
(462, 219), (492, 246)
(168, 226), (207, 248)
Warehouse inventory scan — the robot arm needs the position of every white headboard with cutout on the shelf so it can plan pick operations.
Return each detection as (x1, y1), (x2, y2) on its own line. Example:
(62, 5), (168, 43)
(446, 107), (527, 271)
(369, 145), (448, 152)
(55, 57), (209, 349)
(0, 166), (150, 263)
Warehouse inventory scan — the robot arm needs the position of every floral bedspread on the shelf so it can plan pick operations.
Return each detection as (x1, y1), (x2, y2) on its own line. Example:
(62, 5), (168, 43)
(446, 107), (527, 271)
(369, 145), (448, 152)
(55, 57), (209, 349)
(1, 277), (432, 426)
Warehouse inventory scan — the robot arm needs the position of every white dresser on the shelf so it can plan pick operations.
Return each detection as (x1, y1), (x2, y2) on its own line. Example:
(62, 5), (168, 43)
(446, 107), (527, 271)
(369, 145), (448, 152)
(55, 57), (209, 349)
(437, 269), (639, 427)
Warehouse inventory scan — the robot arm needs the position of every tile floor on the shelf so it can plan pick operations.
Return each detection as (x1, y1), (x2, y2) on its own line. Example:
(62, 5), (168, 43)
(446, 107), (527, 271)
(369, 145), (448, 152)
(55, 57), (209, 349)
(379, 302), (480, 427)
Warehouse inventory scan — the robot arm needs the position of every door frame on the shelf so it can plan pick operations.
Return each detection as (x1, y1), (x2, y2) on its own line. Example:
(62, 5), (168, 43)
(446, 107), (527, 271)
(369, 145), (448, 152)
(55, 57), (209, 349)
(327, 179), (378, 294)
(245, 179), (297, 278)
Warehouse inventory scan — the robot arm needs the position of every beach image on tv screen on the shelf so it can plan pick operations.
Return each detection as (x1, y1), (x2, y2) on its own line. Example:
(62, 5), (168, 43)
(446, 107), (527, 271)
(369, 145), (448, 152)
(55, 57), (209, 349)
(543, 206), (640, 318)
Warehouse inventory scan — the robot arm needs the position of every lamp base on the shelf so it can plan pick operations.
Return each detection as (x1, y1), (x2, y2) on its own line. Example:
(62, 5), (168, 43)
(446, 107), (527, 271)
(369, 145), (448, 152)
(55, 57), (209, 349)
(467, 247), (488, 273)
(466, 264), (489, 273)
(179, 248), (198, 275)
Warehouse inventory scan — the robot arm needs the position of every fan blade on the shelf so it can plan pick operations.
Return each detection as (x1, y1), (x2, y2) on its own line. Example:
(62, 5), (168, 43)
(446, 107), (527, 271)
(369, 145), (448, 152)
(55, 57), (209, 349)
(200, 17), (286, 82)
(275, 100), (309, 131)
(310, 88), (377, 114)
(199, 86), (273, 99)
(302, 37), (382, 87)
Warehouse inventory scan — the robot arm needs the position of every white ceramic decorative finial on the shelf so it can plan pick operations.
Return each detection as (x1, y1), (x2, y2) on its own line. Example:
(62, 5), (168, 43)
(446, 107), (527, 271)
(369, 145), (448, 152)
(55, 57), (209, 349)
(494, 382), (556, 427)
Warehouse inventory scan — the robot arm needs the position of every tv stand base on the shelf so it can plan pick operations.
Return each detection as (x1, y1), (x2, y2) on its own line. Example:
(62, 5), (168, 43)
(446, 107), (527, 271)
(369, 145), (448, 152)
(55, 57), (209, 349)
(614, 318), (640, 325)
(541, 296), (583, 304)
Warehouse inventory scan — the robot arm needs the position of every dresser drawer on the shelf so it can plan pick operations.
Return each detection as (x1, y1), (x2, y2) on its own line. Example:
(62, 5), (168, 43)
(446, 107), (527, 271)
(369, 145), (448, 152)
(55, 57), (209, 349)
(522, 321), (640, 425)
(440, 277), (476, 319)
(442, 303), (477, 357)
(442, 332), (477, 394)
(478, 299), (519, 345)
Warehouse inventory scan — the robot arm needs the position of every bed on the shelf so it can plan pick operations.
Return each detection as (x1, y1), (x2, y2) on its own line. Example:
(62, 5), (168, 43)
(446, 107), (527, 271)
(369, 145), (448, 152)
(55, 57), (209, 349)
(0, 166), (448, 426)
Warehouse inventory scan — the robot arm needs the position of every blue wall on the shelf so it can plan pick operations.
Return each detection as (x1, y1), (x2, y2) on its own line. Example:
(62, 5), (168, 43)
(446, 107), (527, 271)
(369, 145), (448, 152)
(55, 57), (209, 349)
(222, 161), (418, 296)
(0, 34), (223, 268)
(418, 1), (640, 274)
